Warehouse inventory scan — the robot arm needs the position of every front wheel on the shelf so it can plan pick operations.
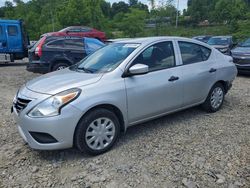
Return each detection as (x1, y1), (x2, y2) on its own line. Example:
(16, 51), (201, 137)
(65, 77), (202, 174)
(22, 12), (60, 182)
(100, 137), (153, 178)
(202, 83), (225, 113)
(52, 62), (69, 72)
(75, 108), (120, 155)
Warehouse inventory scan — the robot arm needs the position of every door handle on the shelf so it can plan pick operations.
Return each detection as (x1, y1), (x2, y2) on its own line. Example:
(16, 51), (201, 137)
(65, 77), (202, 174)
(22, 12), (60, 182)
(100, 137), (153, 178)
(209, 68), (217, 73)
(168, 76), (179, 82)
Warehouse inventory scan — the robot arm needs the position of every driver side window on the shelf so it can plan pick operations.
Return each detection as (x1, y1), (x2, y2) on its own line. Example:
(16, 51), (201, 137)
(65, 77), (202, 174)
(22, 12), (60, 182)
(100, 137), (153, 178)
(132, 41), (176, 72)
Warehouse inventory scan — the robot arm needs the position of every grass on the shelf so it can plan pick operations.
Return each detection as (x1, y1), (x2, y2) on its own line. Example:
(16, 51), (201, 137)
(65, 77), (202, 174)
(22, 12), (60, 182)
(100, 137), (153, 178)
(112, 25), (249, 41)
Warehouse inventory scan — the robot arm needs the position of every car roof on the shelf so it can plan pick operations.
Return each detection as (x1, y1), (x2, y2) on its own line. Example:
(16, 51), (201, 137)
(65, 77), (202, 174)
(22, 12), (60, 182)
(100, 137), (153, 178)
(113, 36), (197, 45)
(211, 36), (232, 39)
(193, 35), (211, 38)
(0, 19), (22, 24)
(65, 26), (92, 30)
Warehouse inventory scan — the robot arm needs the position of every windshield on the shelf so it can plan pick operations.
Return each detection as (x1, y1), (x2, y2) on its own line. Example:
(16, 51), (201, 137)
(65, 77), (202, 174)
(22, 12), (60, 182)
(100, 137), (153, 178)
(239, 38), (250, 47)
(72, 43), (139, 73)
(207, 37), (230, 45)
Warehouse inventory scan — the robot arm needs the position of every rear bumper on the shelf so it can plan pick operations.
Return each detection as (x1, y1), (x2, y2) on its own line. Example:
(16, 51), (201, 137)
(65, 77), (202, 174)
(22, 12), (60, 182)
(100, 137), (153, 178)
(26, 61), (50, 74)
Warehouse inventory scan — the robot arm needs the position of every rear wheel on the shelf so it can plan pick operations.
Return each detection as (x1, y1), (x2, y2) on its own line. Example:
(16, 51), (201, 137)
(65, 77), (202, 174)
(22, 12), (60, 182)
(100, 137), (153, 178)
(75, 108), (120, 155)
(202, 83), (225, 112)
(52, 62), (69, 71)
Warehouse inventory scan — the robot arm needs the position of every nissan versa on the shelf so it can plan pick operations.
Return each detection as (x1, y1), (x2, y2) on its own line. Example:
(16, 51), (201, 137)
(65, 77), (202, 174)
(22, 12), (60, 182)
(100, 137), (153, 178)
(12, 37), (237, 155)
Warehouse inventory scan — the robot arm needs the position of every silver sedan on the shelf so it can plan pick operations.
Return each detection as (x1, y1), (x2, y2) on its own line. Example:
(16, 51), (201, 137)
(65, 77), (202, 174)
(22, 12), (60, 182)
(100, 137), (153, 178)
(12, 37), (237, 155)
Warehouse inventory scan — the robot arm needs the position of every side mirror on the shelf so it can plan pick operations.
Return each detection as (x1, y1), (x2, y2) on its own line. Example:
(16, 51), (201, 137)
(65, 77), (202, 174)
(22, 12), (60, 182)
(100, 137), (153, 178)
(124, 64), (149, 77)
(237, 42), (242, 46)
(233, 42), (238, 47)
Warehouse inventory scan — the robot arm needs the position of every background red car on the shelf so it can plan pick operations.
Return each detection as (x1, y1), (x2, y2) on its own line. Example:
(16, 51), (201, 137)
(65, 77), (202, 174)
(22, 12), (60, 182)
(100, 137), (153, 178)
(43, 26), (107, 42)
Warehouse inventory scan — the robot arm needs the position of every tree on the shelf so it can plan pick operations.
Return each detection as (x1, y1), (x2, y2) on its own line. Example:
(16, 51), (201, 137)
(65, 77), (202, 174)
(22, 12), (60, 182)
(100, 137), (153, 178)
(111, 1), (129, 17)
(214, 0), (247, 23)
(119, 8), (147, 37)
(129, 0), (138, 6)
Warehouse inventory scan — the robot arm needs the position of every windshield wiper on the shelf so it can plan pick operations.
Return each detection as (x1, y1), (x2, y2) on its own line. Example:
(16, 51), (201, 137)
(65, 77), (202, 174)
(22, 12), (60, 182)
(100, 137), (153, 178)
(77, 67), (94, 73)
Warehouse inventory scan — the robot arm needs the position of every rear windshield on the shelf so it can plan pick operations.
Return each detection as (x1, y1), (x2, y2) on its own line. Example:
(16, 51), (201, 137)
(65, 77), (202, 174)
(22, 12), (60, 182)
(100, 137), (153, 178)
(30, 36), (45, 50)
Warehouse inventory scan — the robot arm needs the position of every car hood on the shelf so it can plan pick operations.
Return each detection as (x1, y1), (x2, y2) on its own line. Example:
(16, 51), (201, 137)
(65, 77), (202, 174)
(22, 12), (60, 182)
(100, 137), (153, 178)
(25, 68), (103, 95)
(231, 47), (250, 55)
(210, 45), (229, 49)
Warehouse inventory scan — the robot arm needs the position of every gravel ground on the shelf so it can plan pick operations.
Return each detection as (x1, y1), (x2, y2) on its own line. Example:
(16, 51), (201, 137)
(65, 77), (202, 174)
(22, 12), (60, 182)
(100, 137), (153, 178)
(0, 65), (249, 188)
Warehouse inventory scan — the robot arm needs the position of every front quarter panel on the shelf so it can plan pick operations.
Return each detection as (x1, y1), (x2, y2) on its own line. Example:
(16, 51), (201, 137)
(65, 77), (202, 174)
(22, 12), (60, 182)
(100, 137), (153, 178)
(70, 70), (128, 128)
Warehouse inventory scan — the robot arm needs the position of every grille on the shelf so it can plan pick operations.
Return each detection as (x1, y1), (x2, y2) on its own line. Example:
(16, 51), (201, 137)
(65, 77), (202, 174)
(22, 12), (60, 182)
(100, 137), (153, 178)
(233, 58), (250, 65)
(14, 98), (32, 114)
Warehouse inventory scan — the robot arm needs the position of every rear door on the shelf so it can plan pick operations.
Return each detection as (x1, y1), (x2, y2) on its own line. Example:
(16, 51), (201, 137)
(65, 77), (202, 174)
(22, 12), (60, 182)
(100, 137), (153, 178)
(177, 41), (217, 106)
(0, 24), (7, 52)
(7, 24), (23, 53)
(63, 38), (86, 63)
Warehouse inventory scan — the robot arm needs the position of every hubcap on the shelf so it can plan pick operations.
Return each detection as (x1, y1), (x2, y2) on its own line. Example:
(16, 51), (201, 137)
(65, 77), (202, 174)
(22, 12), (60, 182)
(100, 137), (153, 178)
(56, 66), (66, 70)
(85, 118), (115, 150)
(210, 87), (223, 109)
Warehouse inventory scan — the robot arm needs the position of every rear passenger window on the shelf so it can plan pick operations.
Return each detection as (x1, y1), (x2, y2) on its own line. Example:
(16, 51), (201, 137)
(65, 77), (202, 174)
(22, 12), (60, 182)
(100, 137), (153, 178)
(47, 40), (64, 48)
(64, 39), (84, 49)
(8, 26), (18, 36)
(178, 42), (211, 65)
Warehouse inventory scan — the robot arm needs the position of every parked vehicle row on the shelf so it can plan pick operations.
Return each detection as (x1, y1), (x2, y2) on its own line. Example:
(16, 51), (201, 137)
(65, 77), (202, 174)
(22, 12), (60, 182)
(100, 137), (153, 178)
(27, 36), (105, 73)
(42, 26), (107, 42)
(0, 19), (107, 63)
(13, 37), (237, 155)
(193, 35), (250, 74)
(231, 38), (250, 74)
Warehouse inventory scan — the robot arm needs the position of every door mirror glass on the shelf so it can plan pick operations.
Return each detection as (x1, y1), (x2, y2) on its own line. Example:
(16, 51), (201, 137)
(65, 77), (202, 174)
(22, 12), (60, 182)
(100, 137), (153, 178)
(129, 64), (149, 75)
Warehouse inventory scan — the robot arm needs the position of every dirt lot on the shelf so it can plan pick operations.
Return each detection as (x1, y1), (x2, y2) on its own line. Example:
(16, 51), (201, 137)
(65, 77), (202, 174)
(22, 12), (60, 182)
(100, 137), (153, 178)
(0, 65), (249, 188)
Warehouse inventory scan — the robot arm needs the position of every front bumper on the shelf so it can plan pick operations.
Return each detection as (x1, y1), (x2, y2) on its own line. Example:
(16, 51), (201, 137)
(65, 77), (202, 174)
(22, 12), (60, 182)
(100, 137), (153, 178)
(235, 64), (250, 74)
(26, 61), (50, 74)
(233, 56), (250, 74)
(12, 88), (83, 150)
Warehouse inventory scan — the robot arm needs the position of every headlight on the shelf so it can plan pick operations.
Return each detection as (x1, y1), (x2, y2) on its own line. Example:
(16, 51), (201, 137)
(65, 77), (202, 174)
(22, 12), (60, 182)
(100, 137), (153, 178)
(28, 88), (81, 118)
(13, 89), (19, 103)
(219, 48), (228, 52)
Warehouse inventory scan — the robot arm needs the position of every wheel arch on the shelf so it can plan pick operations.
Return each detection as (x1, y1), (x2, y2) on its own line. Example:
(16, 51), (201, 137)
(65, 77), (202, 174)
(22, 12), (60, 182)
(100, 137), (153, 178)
(49, 58), (73, 71)
(215, 80), (231, 94)
(73, 103), (126, 147)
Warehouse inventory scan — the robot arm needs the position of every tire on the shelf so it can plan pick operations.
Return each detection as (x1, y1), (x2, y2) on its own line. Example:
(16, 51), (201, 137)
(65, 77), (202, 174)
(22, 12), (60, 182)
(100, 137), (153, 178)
(52, 62), (69, 72)
(75, 108), (120, 155)
(202, 83), (225, 113)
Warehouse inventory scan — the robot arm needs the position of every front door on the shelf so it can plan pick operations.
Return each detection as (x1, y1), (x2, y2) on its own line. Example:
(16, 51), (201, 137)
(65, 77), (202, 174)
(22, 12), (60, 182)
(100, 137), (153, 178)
(7, 24), (22, 53)
(0, 24), (7, 52)
(125, 41), (183, 124)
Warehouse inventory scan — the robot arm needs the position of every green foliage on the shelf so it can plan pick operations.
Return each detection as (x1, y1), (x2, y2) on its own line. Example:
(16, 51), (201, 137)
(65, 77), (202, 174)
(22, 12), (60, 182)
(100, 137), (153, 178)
(214, 0), (247, 23)
(118, 8), (147, 37)
(0, 0), (249, 41)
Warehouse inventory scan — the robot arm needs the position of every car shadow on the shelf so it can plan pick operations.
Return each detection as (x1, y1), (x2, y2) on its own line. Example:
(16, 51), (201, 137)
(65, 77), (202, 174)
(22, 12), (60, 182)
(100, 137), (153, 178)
(0, 62), (28, 67)
(237, 73), (250, 77)
(34, 105), (208, 162)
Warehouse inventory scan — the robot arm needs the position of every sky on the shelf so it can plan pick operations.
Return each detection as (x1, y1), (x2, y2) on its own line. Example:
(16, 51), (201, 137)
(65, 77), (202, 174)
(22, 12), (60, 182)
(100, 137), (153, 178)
(0, 0), (188, 10)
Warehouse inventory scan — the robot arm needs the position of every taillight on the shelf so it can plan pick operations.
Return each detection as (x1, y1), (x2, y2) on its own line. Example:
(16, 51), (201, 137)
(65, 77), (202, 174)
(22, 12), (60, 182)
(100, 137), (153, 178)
(35, 36), (46, 57)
